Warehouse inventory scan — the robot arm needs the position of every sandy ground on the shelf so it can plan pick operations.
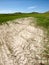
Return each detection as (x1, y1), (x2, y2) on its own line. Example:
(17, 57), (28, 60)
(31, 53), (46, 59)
(0, 17), (45, 65)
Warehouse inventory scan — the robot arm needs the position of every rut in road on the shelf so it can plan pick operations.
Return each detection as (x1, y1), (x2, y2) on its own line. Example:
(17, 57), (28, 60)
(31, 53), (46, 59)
(0, 17), (45, 65)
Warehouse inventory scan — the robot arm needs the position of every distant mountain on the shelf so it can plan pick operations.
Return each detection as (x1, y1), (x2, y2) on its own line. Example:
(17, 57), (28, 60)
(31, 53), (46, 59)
(14, 12), (22, 14)
(31, 12), (39, 14)
(44, 11), (49, 14)
(30, 11), (49, 14)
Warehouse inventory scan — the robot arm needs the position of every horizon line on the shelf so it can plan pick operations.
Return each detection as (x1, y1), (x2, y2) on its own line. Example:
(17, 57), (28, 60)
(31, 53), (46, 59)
(0, 10), (49, 14)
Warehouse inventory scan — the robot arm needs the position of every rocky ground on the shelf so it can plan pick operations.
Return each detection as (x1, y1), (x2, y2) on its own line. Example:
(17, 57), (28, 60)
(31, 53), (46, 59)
(0, 17), (45, 65)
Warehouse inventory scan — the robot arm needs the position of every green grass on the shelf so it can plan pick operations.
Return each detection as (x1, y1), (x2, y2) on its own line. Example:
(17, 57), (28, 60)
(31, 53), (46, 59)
(0, 12), (49, 29)
(0, 13), (30, 24)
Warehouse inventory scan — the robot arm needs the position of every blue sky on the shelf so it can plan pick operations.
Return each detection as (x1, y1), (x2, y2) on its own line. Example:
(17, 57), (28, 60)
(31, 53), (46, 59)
(0, 0), (49, 13)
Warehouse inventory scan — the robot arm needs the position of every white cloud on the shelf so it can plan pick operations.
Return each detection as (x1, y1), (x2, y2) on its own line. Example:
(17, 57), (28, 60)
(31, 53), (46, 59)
(0, 6), (36, 14)
(27, 6), (36, 9)
(0, 9), (26, 14)
(0, 10), (18, 14)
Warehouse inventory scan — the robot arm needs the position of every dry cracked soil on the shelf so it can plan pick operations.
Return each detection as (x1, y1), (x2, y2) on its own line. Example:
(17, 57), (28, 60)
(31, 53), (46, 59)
(0, 17), (45, 65)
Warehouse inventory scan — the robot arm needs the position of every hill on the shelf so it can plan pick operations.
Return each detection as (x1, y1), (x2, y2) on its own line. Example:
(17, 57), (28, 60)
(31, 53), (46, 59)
(44, 11), (49, 14)
(0, 11), (49, 29)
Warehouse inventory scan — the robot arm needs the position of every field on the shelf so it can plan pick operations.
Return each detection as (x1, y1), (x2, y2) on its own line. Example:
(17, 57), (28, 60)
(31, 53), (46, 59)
(0, 13), (49, 40)
(0, 12), (49, 65)
(0, 12), (49, 29)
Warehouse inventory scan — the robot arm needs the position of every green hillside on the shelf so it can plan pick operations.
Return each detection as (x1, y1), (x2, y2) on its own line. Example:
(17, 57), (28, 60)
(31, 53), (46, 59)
(0, 12), (49, 29)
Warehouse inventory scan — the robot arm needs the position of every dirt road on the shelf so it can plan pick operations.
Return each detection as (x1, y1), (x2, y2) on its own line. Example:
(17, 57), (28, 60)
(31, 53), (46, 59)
(0, 17), (44, 65)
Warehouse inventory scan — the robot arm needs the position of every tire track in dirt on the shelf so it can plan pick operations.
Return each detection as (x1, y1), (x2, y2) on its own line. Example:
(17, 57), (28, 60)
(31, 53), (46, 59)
(0, 17), (45, 65)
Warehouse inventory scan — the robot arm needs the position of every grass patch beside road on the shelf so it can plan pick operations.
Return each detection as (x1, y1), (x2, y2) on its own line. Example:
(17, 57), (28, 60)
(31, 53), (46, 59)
(0, 12), (49, 29)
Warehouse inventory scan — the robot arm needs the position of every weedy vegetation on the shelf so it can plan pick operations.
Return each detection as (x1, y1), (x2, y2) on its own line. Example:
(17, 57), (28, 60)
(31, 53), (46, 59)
(0, 12), (49, 29)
